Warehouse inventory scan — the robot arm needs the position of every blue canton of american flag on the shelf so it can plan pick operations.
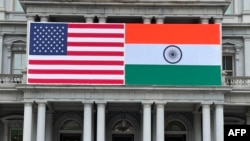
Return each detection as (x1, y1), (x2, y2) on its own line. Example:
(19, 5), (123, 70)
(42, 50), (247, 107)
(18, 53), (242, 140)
(30, 23), (68, 55)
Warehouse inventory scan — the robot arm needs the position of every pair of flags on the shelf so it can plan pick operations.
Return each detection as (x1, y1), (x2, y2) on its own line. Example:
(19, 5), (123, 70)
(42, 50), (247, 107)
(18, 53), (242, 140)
(28, 23), (221, 86)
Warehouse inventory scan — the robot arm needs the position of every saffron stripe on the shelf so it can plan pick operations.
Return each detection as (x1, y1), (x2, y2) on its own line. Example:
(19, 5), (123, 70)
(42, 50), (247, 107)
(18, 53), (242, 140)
(67, 42), (124, 47)
(29, 60), (124, 65)
(125, 24), (220, 44)
(28, 69), (124, 75)
(28, 79), (124, 84)
(68, 33), (124, 38)
(67, 51), (124, 56)
(68, 24), (124, 29)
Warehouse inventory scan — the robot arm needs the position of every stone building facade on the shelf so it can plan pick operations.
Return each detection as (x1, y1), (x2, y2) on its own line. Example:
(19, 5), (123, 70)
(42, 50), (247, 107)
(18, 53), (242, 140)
(0, 0), (250, 141)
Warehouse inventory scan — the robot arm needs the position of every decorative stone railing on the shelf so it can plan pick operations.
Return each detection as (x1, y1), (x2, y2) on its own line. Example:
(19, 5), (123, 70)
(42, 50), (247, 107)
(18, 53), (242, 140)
(0, 74), (23, 84)
(225, 76), (250, 87)
(0, 74), (250, 87)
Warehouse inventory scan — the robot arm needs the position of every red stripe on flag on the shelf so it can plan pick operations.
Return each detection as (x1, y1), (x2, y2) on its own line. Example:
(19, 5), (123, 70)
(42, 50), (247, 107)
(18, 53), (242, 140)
(28, 69), (124, 75)
(68, 33), (124, 38)
(67, 51), (124, 56)
(68, 24), (124, 29)
(29, 60), (124, 65)
(67, 42), (124, 47)
(28, 79), (124, 84)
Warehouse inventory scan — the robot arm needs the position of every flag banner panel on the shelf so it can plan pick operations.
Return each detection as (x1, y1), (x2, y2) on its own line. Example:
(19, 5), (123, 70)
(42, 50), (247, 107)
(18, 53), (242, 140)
(28, 23), (125, 85)
(28, 23), (221, 86)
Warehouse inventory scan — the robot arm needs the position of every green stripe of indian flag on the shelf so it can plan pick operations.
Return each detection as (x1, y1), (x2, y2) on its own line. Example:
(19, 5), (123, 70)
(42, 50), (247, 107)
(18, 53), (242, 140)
(125, 65), (221, 86)
(125, 44), (221, 65)
(125, 44), (221, 86)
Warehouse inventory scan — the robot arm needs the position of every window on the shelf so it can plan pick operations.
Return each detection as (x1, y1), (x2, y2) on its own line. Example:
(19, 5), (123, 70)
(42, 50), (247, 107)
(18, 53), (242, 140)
(10, 128), (23, 141)
(12, 52), (26, 74)
(60, 120), (81, 130)
(165, 121), (186, 131)
(113, 119), (134, 132)
(11, 41), (26, 74)
(222, 56), (234, 76)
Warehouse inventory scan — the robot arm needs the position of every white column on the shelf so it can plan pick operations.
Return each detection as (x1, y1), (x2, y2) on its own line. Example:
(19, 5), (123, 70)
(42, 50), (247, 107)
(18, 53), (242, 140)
(84, 103), (93, 141)
(193, 112), (202, 141)
(23, 102), (33, 141)
(45, 113), (53, 141)
(99, 16), (106, 23)
(156, 16), (164, 24)
(215, 104), (224, 141)
(0, 0), (5, 20)
(246, 110), (250, 125)
(40, 15), (49, 22)
(200, 17), (209, 24)
(0, 34), (3, 73)
(36, 102), (46, 141)
(244, 36), (250, 76)
(85, 15), (94, 23)
(143, 16), (151, 24)
(2, 120), (9, 141)
(143, 103), (152, 141)
(202, 104), (211, 141)
(156, 103), (165, 141)
(97, 102), (106, 141)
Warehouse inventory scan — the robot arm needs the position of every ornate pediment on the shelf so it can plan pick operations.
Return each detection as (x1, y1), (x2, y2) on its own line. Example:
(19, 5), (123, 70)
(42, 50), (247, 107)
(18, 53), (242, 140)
(222, 39), (243, 53)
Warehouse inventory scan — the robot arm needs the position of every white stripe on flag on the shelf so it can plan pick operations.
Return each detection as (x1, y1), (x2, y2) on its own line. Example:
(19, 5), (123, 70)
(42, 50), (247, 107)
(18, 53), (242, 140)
(68, 47), (124, 52)
(125, 44), (221, 65)
(68, 37), (124, 42)
(28, 65), (124, 70)
(29, 55), (124, 61)
(68, 28), (124, 34)
(28, 74), (124, 80)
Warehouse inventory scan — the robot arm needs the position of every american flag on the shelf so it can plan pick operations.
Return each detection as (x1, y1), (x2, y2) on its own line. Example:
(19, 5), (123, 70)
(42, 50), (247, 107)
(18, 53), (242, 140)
(28, 23), (125, 85)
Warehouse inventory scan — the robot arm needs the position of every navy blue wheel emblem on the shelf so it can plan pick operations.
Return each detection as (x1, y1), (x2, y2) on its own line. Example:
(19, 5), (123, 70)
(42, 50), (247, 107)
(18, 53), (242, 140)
(163, 45), (182, 64)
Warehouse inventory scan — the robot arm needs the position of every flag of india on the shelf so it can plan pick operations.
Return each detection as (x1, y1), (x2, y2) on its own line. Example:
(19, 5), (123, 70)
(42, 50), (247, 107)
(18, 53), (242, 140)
(125, 24), (221, 86)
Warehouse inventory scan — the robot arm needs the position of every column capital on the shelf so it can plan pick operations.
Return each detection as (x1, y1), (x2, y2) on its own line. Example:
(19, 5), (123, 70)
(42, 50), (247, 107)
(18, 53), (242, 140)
(82, 101), (94, 104)
(143, 15), (152, 24)
(40, 15), (49, 22)
(155, 101), (166, 107)
(95, 101), (107, 105)
(201, 101), (213, 105)
(155, 16), (165, 24)
(23, 101), (33, 106)
(85, 15), (95, 23)
(98, 15), (107, 23)
(36, 100), (47, 104)
(213, 17), (223, 24)
(26, 15), (35, 22)
(142, 101), (153, 105)
(200, 16), (210, 24)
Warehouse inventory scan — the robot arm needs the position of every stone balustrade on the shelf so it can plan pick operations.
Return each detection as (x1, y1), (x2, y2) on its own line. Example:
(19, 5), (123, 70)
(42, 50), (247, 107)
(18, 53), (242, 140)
(0, 74), (23, 84)
(225, 76), (250, 87)
(1, 74), (250, 87)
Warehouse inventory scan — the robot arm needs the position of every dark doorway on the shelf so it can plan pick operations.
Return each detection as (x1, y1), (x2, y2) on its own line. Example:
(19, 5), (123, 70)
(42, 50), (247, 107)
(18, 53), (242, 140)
(113, 134), (134, 141)
(165, 134), (186, 141)
(60, 134), (81, 141)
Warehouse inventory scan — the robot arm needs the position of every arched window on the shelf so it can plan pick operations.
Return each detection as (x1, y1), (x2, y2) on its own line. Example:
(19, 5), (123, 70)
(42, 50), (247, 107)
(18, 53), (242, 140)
(112, 119), (134, 132)
(60, 120), (81, 130)
(166, 121), (186, 131)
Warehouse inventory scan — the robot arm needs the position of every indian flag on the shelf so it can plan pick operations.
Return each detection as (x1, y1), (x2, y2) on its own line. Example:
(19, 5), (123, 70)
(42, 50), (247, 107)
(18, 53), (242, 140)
(125, 24), (221, 86)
